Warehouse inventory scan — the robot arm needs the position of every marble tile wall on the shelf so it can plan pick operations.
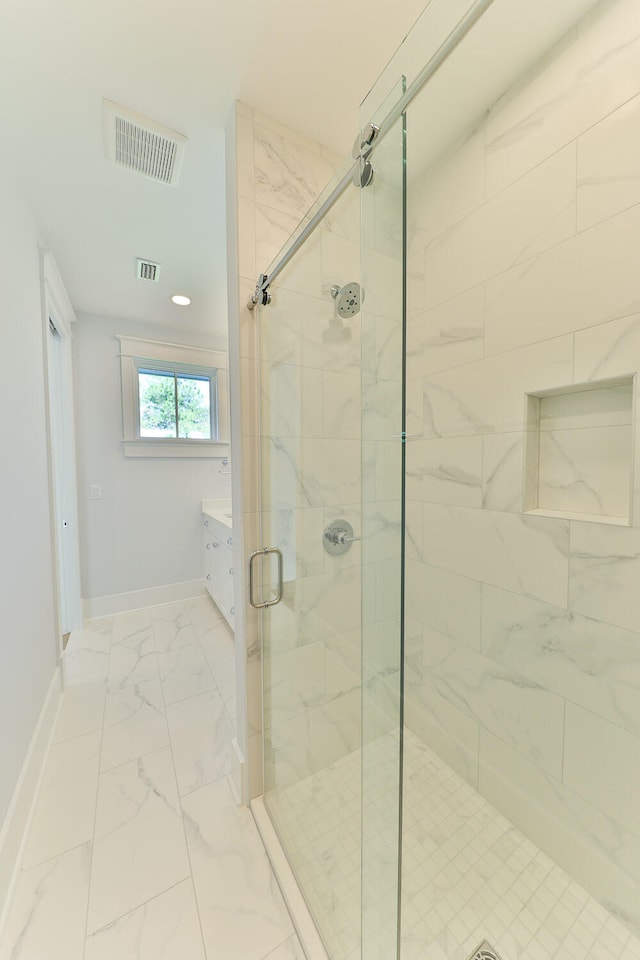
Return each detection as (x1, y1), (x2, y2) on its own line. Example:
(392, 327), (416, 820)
(404, 0), (640, 935)
(231, 102), (363, 799)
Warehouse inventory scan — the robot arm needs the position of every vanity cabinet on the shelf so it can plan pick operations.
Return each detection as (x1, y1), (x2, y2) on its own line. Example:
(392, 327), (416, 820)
(203, 512), (234, 629)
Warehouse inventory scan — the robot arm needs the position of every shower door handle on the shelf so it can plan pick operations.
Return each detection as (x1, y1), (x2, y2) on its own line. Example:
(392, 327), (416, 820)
(249, 547), (283, 609)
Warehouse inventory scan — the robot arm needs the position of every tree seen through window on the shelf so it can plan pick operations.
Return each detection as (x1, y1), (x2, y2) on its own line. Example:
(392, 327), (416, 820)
(139, 369), (212, 439)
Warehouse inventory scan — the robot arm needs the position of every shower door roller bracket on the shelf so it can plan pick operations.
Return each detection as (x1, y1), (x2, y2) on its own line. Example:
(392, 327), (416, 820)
(323, 520), (361, 556)
(247, 273), (272, 311)
(249, 547), (283, 609)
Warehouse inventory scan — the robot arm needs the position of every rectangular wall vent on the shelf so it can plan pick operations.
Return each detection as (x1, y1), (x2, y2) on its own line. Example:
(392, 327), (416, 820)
(104, 100), (187, 186)
(136, 258), (161, 282)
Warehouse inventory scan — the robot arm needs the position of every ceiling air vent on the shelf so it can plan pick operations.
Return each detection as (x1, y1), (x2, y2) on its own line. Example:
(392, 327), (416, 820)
(136, 258), (161, 282)
(104, 100), (187, 186)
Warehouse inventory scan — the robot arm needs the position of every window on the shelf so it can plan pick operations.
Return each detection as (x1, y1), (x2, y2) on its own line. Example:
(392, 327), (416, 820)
(118, 336), (229, 458)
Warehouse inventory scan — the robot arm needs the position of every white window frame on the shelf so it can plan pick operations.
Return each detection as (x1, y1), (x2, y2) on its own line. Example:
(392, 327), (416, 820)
(118, 335), (230, 459)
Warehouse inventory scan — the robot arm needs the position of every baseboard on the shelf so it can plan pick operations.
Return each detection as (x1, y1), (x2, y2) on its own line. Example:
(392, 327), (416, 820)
(83, 578), (206, 619)
(0, 665), (63, 929)
(251, 797), (329, 960)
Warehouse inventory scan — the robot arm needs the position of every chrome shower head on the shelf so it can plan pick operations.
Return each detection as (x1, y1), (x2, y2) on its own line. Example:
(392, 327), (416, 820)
(330, 282), (361, 319)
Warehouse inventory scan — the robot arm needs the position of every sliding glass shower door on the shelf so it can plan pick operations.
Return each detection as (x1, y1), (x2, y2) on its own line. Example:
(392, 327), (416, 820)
(257, 89), (406, 959)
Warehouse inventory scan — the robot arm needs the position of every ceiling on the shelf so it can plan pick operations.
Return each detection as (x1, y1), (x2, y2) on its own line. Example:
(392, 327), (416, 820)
(0, 0), (428, 339)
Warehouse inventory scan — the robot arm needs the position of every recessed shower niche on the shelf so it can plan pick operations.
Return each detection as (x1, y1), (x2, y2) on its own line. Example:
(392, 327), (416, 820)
(524, 376), (635, 525)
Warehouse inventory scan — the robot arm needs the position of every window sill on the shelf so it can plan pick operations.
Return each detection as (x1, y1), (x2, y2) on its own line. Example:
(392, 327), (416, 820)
(122, 439), (230, 459)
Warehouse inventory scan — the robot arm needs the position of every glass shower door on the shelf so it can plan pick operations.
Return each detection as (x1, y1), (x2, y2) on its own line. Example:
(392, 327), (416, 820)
(257, 88), (407, 958)
(258, 177), (365, 960)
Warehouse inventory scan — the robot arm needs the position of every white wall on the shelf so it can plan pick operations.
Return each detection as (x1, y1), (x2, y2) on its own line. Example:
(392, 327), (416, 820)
(0, 153), (58, 845)
(73, 313), (231, 604)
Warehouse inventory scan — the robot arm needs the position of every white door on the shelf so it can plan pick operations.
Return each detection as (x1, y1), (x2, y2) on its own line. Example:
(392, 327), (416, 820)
(42, 251), (83, 652)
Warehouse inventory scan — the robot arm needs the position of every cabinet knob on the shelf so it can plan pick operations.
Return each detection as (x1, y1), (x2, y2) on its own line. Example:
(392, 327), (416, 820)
(228, 567), (234, 576)
(212, 542), (219, 549)
(206, 573), (211, 581)
(205, 542), (210, 550)
(230, 606), (235, 615)
(204, 519), (209, 528)
(227, 536), (233, 546)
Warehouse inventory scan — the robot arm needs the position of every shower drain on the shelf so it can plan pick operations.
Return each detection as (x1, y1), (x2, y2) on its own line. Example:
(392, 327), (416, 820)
(466, 941), (504, 960)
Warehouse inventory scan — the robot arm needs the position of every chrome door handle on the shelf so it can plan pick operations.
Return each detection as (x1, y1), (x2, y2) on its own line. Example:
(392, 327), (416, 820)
(249, 547), (283, 609)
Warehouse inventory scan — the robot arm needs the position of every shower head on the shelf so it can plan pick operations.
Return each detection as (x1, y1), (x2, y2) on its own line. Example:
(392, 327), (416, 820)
(330, 282), (361, 319)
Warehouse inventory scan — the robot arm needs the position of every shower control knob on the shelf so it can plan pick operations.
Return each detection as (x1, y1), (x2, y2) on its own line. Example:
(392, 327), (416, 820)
(323, 519), (361, 556)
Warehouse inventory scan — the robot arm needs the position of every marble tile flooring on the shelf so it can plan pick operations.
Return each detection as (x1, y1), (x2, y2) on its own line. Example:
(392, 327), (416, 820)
(269, 729), (640, 960)
(0, 597), (303, 960)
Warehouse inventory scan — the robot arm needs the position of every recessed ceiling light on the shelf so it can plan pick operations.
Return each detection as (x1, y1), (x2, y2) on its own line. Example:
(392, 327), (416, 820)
(171, 294), (191, 306)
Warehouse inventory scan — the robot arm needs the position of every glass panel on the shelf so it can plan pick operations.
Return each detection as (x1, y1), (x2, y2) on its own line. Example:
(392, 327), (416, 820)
(138, 369), (177, 437)
(400, 1), (640, 958)
(260, 180), (364, 960)
(359, 80), (406, 960)
(176, 374), (211, 438)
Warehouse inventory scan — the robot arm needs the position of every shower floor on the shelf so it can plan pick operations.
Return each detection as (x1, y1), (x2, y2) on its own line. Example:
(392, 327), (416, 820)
(267, 729), (640, 960)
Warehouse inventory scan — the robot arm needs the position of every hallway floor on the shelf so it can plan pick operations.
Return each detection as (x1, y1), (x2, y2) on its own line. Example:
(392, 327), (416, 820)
(0, 597), (302, 960)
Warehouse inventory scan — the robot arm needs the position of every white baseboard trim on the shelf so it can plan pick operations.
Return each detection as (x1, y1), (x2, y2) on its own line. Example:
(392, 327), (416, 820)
(251, 797), (329, 960)
(0, 665), (63, 930)
(83, 579), (206, 619)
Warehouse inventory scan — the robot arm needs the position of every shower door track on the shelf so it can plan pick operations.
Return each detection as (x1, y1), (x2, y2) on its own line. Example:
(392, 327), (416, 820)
(247, 0), (496, 312)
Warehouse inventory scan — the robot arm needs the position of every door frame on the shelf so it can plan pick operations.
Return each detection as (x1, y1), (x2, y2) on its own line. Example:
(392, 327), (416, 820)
(41, 250), (83, 658)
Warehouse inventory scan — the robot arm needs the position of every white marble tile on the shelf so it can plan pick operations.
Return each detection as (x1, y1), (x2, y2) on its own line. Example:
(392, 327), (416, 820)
(111, 609), (152, 645)
(22, 730), (101, 869)
(422, 335), (573, 438)
(406, 285), (485, 380)
(404, 678), (479, 788)
(482, 585), (640, 736)
(0, 843), (91, 960)
(485, 0), (640, 195)
(100, 680), (169, 772)
(578, 91), (640, 231)
(166, 689), (233, 796)
(196, 617), (234, 659)
(421, 629), (565, 776)
(322, 370), (361, 440)
(87, 747), (190, 934)
(53, 680), (106, 743)
(158, 643), (215, 705)
(85, 879), (205, 960)
(570, 522), (640, 633)
(422, 503), (570, 606)
(483, 432), (524, 513)
(478, 729), (640, 939)
(265, 643), (326, 728)
(108, 637), (158, 692)
(63, 626), (111, 685)
(574, 312), (640, 384)
(182, 777), (294, 960)
(184, 594), (224, 626)
(563, 703), (640, 838)
(423, 144), (576, 309)
(151, 602), (200, 655)
(261, 935), (306, 960)
(404, 559), (482, 650)
(416, 127), (485, 249)
(485, 204), (640, 357)
(254, 121), (334, 221)
(405, 436), (483, 507)
(538, 424), (632, 519)
(361, 248), (403, 323)
(540, 382), (633, 431)
(256, 203), (317, 293)
(209, 653), (236, 722)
